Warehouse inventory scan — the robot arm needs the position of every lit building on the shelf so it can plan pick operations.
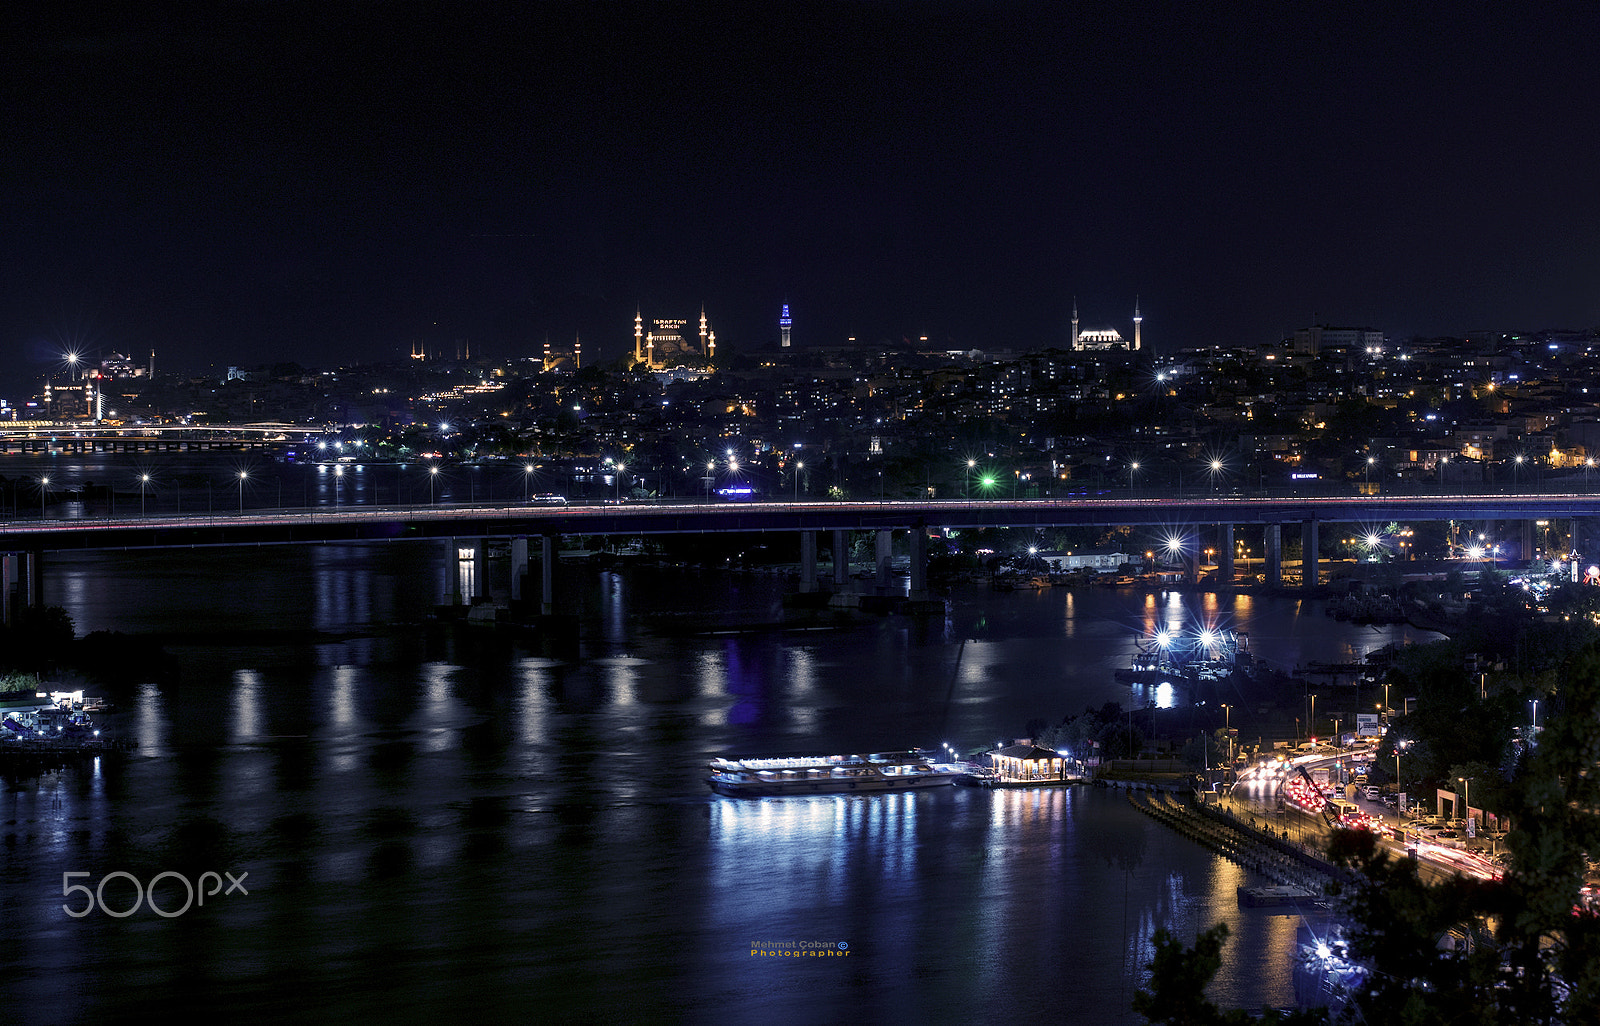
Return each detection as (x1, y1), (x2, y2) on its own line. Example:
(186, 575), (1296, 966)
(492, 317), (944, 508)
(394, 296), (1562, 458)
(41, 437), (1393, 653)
(779, 304), (792, 348)
(1071, 297), (1143, 352)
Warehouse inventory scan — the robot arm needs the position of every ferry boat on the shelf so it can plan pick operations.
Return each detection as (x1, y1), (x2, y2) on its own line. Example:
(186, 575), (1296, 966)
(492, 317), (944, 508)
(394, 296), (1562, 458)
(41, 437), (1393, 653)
(707, 750), (963, 797)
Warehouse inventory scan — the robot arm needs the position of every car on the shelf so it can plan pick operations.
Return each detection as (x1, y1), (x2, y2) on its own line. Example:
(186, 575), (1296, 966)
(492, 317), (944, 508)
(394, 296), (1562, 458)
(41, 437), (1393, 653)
(1380, 794), (1399, 808)
(1362, 786), (1380, 800)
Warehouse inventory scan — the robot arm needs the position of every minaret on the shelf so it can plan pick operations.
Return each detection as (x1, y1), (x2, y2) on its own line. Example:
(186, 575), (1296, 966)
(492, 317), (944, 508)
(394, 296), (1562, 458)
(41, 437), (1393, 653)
(634, 311), (643, 364)
(700, 309), (708, 356)
(646, 331), (655, 368)
(779, 304), (792, 348)
(148, 348), (156, 379)
(574, 334), (581, 369)
(1133, 297), (1142, 351)
(1071, 297), (1080, 351)
(708, 330), (716, 367)
(542, 337), (551, 371)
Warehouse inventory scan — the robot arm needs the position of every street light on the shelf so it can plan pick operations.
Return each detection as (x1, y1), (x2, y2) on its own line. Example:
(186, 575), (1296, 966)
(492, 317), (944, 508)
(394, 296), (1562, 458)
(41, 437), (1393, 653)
(39, 476), (49, 520)
(1129, 460), (1140, 492)
(523, 463), (534, 503)
(237, 470), (248, 514)
(429, 465), (439, 505)
(966, 459), (976, 499)
(1458, 776), (1472, 825)
(1208, 458), (1223, 495)
(795, 461), (803, 499)
(615, 462), (626, 503)
(1365, 456), (1374, 488)
(140, 473), (151, 517)
(1394, 739), (1412, 816)
(705, 460), (715, 500)
(334, 464), (344, 509)
(1514, 453), (1525, 492)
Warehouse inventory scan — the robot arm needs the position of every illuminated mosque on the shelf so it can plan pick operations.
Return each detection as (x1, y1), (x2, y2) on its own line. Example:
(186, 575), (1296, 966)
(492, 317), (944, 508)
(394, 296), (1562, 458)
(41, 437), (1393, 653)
(1070, 297), (1143, 352)
(634, 309), (715, 369)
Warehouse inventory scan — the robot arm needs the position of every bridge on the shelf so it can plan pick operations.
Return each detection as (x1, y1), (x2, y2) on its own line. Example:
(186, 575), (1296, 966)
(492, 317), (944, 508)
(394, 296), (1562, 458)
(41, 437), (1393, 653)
(0, 421), (309, 454)
(3, 492), (1596, 623)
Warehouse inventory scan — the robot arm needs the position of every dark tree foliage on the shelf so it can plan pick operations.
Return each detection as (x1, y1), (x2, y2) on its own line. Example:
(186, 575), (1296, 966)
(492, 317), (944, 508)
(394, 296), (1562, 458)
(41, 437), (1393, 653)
(1323, 641), (1600, 1024)
(1133, 923), (1326, 1025)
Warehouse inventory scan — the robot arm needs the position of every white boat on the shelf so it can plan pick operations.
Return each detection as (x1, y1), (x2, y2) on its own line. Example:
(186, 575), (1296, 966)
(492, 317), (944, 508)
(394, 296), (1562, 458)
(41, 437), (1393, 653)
(707, 750), (963, 797)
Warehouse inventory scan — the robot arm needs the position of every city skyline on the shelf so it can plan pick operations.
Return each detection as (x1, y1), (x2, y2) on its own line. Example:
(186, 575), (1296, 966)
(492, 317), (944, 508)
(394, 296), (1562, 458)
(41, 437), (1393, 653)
(6, 2), (1599, 392)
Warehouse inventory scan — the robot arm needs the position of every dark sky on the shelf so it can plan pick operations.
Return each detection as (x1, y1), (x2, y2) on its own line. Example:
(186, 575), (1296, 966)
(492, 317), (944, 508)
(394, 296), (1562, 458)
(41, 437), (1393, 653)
(6, 1), (1599, 390)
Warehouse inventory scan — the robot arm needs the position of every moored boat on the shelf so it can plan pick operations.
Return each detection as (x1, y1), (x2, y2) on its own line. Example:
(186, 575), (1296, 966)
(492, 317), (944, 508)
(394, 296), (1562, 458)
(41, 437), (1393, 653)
(707, 749), (963, 797)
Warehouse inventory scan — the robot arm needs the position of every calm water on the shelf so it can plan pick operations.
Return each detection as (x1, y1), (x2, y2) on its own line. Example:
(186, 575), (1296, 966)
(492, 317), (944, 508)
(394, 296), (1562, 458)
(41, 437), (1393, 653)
(0, 500), (1441, 1023)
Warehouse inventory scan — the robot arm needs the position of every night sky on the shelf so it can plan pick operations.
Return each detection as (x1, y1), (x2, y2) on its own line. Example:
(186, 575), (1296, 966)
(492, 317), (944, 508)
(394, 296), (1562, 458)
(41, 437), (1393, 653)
(7, 1), (1599, 391)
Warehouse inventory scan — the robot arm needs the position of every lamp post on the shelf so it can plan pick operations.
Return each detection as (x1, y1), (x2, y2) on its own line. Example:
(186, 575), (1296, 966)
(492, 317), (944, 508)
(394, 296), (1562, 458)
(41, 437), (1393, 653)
(966, 459), (976, 499)
(1458, 776), (1472, 825)
(795, 461), (803, 500)
(705, 461), (715, 501)
(39, 476), (49, 520)
(1514, 453), (1524, 492)
(1309, 693), (1318, 739)
(523, 464), (533, 503)
(140, 473), (150, 518)
(1209, 458), (1223, 495)
(429, 465), (439, 505)
(615, 463), (625, 503)
(334, 464), (343, 509)
(1439, 454), (1448, 494)
(1365, 456), (1374, 489)
(237, 470), (248, 515)
(1129, 460), (1140, 493)
(1394, 739), (1412, 817)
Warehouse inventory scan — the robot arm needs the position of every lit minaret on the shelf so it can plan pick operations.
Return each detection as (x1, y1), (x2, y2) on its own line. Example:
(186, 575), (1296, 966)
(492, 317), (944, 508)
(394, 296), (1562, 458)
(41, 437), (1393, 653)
(1071, 297), (1080, 351)
(542, 337), (551, 371)
(634, 310), (643, 364)
(700, 309), (708, 356)
(148, 348), (156, 379)
(708, 330), (716, 366)
(1133, 297), (1142, 351)
(574, 334), (581, 369)
(646, 331), (655, 368)
(779, 304), (792, 348)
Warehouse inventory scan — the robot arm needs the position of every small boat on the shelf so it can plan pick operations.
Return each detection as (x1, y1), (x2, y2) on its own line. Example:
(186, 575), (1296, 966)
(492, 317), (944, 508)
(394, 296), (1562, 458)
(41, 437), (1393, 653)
(707, 750), (963, 797)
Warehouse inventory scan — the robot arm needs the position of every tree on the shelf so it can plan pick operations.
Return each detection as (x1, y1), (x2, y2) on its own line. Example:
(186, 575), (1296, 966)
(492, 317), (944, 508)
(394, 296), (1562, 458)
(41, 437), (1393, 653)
(1134, 923), (1326, 1025)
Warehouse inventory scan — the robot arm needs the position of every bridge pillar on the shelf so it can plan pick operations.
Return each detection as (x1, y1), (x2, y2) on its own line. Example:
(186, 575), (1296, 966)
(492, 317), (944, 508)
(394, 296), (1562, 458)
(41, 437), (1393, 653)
(1265, 524), (1282, 586)
(510, 536), (529, 602)
(875, 529), (893, 594)
(1519, 519), (1535, 563)
(1, 553), (15, 625)
(832, 530), (849, 588)
(445, 538), (465, 605)
(541, 535), (556, 615)
(799, 531), (818, 593)
(472, 539), (489, 602)
(1220, 522), (1234, 587)
(908, 527), (928, 601)
(1302, 520), (1319, 588)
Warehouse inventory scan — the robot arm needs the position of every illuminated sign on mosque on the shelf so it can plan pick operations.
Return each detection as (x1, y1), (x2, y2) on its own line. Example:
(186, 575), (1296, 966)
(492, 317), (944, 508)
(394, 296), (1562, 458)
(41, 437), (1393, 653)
(652, 319), (689, 344)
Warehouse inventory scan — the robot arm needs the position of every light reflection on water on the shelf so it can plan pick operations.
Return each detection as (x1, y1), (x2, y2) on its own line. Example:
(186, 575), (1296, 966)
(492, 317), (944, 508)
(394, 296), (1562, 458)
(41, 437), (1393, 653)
(1, 542), (1420, 1023)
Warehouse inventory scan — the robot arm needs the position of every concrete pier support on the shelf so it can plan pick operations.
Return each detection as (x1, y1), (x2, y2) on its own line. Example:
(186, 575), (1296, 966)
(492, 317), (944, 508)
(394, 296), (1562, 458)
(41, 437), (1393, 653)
(1302, 520), (1319, 588)
(510, 537), (529, 602)
(832, 530), (849, 588)
(445, 538), (465, 605)
(541, 535), (555, 616)
(799, 531), (818, 593)
(1220, 523), (1234, 586)
(1519, 519), (1535, 562)
(1265, 524), (1282, 586)
(908, 528), (928, 601)
(875, 529), (893, 594)
(472, 539), (490, 602)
